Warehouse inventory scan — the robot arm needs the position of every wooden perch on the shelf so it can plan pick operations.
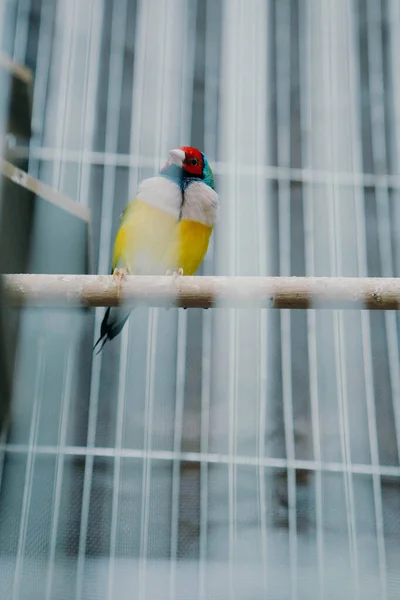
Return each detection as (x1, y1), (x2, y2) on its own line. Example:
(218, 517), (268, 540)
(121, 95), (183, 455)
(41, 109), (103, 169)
(3, 274), (400, 310)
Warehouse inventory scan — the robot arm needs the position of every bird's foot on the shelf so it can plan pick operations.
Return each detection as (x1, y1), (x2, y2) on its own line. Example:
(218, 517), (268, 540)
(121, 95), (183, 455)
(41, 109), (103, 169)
(113, 267), (128, 298)
(165, 268), (184, 278)
(164, 268), (184, 310)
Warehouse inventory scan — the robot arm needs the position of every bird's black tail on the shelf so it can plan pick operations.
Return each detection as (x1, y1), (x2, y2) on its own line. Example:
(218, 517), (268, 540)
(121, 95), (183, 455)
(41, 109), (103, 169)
(93, 307), (131, 354)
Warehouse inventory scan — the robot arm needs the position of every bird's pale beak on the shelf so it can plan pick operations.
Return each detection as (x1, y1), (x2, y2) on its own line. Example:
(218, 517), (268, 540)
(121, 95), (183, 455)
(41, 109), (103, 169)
(168, 148), (185, 166)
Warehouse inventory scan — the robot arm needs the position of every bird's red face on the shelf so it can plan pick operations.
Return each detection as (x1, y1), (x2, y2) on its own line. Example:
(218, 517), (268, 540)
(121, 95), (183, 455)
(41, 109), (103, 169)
(161, 146), (204, 177)
(180, 146), (204, 176)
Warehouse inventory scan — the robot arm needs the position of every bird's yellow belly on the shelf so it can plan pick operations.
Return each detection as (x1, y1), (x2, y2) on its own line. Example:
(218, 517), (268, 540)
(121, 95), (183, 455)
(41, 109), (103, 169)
(177, 220), (213, 275)
(113, 200), (178, 274)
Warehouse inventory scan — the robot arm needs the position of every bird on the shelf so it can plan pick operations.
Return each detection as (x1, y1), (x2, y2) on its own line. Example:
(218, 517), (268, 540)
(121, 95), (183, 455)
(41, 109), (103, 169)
(93, 146), (218, 353)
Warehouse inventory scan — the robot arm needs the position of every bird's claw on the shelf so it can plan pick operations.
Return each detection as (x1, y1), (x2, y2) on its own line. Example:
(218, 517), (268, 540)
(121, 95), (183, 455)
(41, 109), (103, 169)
(165, 268), (184, 278)
(164, 268), (184, 310)
(113, 268), (127, 298)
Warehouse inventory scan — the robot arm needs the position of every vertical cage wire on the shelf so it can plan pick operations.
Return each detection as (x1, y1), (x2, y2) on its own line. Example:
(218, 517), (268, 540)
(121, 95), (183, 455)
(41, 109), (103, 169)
(12, 340), (45, 600)
(300, 1), (324, 597)
(199, 3), (222, 598)
(348, 2), (388, 598)
(104, 7), (131, 600)
(44, 338), (75, 600)
(276, 2), (297, 599)
(366, 0), (400, 465)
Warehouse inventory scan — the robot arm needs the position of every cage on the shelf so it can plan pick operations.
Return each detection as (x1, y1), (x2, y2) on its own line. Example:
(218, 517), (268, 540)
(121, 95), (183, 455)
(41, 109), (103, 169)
(1, 1), (400, 599)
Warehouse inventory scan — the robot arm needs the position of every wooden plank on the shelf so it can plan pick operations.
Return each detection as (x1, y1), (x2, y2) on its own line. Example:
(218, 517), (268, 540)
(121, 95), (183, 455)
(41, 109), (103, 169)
(0, 160), (90, 222)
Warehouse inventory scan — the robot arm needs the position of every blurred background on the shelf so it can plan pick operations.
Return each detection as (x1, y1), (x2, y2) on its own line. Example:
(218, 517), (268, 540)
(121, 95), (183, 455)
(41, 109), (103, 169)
(1, 0), (400, 598)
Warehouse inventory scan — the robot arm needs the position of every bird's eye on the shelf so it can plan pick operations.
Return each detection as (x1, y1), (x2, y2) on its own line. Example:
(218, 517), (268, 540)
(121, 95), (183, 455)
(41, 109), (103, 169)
(189, 158), (198, 166)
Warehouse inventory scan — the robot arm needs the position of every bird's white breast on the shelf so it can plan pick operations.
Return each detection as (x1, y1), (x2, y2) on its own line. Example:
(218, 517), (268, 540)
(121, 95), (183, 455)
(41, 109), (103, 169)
(181, 181), (219, 226)
(137, 176), (182, 219)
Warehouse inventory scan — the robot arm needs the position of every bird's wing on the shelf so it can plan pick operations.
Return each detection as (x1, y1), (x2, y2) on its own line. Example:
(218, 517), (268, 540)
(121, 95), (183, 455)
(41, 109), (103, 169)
(112, 198), (179, 274)
(95, 181), (182, 352)
(111, 200), (134, 272)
